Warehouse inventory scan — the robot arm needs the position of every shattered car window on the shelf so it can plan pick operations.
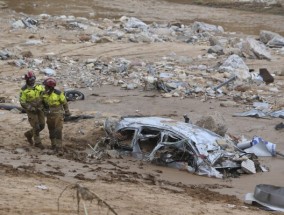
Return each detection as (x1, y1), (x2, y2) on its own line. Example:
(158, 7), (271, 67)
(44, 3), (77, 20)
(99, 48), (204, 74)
(104, 116), (264, 179)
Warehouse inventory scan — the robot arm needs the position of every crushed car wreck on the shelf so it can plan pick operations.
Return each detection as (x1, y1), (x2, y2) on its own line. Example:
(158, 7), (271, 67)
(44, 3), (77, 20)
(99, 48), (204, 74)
(104, 116), (263, 179)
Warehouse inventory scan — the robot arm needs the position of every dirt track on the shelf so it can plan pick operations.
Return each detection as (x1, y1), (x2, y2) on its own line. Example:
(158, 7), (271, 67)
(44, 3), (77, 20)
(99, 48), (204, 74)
(0, 1), (284, 214)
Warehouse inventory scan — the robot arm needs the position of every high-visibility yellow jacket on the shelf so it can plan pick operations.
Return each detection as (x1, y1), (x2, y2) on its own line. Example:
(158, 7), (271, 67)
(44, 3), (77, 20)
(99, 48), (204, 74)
(42, 89), (69, 114)
(20, 84), (45, 110)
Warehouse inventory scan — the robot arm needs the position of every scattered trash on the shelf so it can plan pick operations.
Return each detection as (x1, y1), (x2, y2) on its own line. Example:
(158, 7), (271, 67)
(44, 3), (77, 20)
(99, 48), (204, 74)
(233, 109), (284, 119)
(21, 17), (38, 29)
(233, 109), (268, 118)
(35, 184), (49, 190)
(245, 184), (284, 212)
(226, 204), (236, 208)
(0, 50), (11, 60)
(233, 135), (284, 158)
(241, 159), (256, 174)
(41, 68), (56, 76)
(25, 40), (43, 46)
(213, 75), (237, 91)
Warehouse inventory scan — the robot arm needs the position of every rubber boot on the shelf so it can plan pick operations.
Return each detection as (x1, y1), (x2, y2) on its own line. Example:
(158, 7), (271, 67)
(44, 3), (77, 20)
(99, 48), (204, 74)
(55, 139), (63, 155)
(50, 139), (57, 150)
(24, 131), (34, 146)
(34, 142), (45, 150)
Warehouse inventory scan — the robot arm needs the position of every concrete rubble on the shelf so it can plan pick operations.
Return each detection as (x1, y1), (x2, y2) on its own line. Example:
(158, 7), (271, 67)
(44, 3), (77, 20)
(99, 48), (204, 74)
(0, 13), (282, 104)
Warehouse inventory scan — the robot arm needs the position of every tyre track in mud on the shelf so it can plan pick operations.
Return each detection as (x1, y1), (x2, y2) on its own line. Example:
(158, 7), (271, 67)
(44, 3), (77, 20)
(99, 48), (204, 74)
(59, 42), (205, 60)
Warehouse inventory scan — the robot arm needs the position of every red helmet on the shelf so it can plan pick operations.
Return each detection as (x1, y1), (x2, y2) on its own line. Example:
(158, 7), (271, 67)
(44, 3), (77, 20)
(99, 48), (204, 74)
(24, 71), (36, 81)
(44, 78), (56, 87)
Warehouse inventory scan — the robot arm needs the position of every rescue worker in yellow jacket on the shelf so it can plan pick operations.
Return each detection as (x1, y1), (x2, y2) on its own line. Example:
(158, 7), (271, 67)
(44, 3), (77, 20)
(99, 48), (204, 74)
(42, 78), (71, 151)
(19, 71), (45, 149)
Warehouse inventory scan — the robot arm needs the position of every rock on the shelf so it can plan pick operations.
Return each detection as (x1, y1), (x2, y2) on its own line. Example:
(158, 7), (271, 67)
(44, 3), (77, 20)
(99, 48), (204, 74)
(195, 112), (228, 136)
(12, 20), (25, 29)
(106, 150), (121, 159)
(0, 50), (11, 60)
(86, 63), (94, 69)
(69, 22), (88, 30)
(172, 92), (180, 97)
(39, 14), (51, 19)
(240, 37), (271, 60)
(209, 36), (221, 46)
(226, 48), (243, 56)
(86, 58), (97, 64)
(14, 148), (26, 154)
(107, 30), (125, 39)
(41, 68), (56, 76)
(267, 35), (284, 48)
(0, 1), (7, 9)
(120, 16), (148, 31)
(192, 21), (224, 33)
(162, 93), (172, 98)
(208, 45), (224, 55)
(21, 51), (33, 58)
(129, 32), (154, 43)
(14, 59), (27, 67)
(143, 76), (157, 84)
(33, 59), (43, 65)
(94, 37), (113, 43)
(79, 34), (92, 42)
(151, 27), (175, 37)
(259, 30), (280, 44)
(126, 83), (137, 90)
(219, 54), (251, 80)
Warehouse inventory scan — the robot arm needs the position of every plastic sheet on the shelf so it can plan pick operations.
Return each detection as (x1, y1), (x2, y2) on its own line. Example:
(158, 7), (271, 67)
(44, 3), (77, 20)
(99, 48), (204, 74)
(245, 136), (276, 157)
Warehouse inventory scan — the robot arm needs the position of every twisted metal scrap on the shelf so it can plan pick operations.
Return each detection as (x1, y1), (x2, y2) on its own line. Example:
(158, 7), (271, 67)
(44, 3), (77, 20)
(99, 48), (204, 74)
(58, 183), (118, 215)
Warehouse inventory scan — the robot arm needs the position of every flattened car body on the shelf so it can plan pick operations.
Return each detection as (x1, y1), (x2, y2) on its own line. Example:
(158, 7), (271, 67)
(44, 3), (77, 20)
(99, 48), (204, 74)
(104, 116), (258, 178)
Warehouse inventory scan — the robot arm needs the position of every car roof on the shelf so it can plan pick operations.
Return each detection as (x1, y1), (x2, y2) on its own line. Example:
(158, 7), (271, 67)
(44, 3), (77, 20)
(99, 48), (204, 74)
(117, 116), (223, 153)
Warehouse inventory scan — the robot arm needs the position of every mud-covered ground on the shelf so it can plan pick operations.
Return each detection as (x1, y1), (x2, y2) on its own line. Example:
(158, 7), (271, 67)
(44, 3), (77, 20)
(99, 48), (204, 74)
(0, 0), (284, 214)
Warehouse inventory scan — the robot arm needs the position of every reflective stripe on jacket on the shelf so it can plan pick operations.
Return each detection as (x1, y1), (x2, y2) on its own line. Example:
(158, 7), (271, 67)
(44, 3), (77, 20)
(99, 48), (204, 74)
(20, 84), (45, 109)
(42, 89), (67, 113)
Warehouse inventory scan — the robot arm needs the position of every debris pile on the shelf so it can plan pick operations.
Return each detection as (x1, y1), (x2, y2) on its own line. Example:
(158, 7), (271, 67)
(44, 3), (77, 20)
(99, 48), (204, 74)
(103, 116), (278, 178)
(1, 14), (283, 106)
